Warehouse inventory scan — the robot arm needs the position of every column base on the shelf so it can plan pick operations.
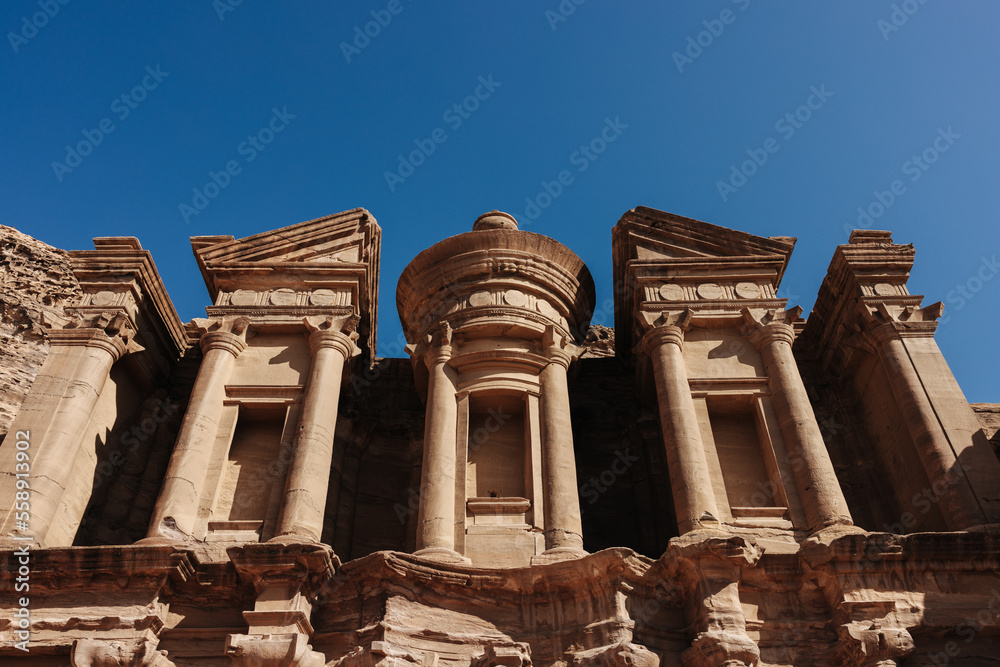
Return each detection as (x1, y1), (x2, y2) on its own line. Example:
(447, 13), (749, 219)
(133, 535), (188, 547)
(531, 546), (587, 565)
(677, 516), (724, 536)
(267, 532), (322, 545)
(808, 522), (866, 539)
(413, 547), (472, 565)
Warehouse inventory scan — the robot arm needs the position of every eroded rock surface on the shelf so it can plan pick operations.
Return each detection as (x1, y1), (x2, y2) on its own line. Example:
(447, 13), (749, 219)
(0, 225), (81, 442)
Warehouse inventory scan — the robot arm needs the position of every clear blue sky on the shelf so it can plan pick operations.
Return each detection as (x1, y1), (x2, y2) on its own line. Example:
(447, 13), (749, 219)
(3, 2), (999, 399)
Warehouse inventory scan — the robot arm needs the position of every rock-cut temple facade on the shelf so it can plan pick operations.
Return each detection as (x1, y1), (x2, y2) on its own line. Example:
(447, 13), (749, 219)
(2, 206), (1000, 666)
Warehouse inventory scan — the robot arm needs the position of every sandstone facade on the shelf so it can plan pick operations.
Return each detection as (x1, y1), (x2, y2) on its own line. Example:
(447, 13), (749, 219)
(2, 207), (1000, 666)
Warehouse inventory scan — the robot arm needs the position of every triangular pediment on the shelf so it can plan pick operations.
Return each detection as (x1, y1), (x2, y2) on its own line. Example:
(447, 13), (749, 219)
(189, 208), (382, 361)
(193, 208), (378, 268)
(616, 206), (796, 264)
(612, 206), (798, 363)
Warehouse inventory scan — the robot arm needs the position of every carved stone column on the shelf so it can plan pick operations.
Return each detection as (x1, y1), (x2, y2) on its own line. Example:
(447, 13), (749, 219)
(867, 315), (985, 531)
(743, 307), (854, 532)
(146, 317), (249, 540)
(640, 312), (720, 535)
(274, 317), (360, 543)
(536, 327), (586, 560)
(1, 312), (133, 545)
(414, 323), (465, 562)
(665, 533), (761, 667)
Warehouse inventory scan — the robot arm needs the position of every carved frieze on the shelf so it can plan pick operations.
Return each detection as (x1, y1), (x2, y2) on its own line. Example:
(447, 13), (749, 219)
(216, 288), (354, 309)
(647, 281), (776, 303)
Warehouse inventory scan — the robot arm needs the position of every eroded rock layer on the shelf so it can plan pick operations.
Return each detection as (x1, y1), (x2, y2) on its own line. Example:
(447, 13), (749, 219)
(0, 226), (81, 443)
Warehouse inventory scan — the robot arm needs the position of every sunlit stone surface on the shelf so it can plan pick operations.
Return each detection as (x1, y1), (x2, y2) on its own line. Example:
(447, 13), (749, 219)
(2, 208), (1000, 666)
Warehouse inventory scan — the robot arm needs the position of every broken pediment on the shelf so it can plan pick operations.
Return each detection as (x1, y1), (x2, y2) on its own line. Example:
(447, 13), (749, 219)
(614, 206), (796, 269)
(190, 208), (381, 360)
(613, 207), (797, 361)
(193, 208), (379, 274)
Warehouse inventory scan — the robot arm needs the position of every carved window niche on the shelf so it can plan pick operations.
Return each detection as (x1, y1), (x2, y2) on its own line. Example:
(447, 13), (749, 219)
(459, 390), (545, 567)
(691, 381), (796, 529)
(200, 386), (302, 543)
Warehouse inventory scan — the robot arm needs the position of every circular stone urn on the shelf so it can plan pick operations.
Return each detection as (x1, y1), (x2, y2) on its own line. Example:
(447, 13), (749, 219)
(397, 210), (595, 355)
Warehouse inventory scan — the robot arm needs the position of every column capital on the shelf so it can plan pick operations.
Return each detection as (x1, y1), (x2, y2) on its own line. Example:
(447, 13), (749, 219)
(195, 316), (250, 357)
(45, 309), (138, 361)
(542, 324), (582, 369)
(47, 327), (131, 361)
(406, 320), (454, 368)
(741, 306), (802, 349)
(304, 314), (361, 358)
(640, 324), (685, 354)
(637, 309), (692, 355)
(309, 329), (360, 358)
(861, 301), (941, 344)
(200, 330), (248, 357)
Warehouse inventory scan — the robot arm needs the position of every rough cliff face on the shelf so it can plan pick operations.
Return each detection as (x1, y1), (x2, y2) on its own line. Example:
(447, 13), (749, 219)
(0, 226), (81, 443)
(972, 404), (1000, 459)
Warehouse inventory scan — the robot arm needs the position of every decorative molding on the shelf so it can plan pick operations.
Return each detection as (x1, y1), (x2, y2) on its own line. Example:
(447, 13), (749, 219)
(71, 637), (174, 667)
(226, 633), (325, 667)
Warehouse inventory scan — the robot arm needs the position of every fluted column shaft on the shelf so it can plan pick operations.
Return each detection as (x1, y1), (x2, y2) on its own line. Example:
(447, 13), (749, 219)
(274, 330), (356, 542)
(751, 322), (853, 531)
(4, 331), (126, 545)
(644, 325), (720, 534)
(147, 330), (246, 539)
(872, 326), (984, 530)
(539, 348), (585, 553)
(415, 344), (461, 557)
